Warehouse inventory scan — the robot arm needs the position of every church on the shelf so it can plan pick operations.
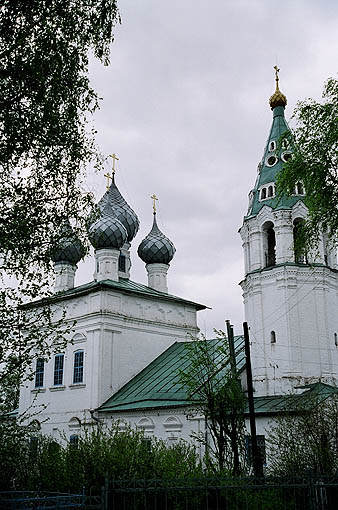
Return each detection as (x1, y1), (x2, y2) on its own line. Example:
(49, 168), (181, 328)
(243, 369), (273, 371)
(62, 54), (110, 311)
(18, 71), (338, 446)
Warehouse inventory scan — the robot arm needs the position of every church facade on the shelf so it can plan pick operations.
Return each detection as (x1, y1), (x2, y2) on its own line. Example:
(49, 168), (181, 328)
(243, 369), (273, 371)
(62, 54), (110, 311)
(19, 72), (338, 446)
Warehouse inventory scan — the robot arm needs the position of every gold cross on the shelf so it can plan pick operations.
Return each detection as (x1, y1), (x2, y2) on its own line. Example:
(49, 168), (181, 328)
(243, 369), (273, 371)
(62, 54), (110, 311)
(274, 65), (280, 89)
(151, 194), (158, 213)
(109, 153), (119, 175)
(104, 172), (113, 190)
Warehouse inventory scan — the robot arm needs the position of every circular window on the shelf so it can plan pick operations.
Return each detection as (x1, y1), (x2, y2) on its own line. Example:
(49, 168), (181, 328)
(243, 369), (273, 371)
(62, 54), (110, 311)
(266, 155), (278, 167)
(281, 151), (292, 163)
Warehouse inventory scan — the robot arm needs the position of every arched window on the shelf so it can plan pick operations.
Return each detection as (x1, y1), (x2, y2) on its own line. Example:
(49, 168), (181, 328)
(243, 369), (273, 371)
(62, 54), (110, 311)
(297, 182), (304, 195)
(54, 354), (64, 386)
(268, 185), (274, 198)
(73, 350), (84, 384)
(334, 333), (338, 347)
(261, 188), (266, 200)
(263, 222), (276, 268)
(270, 331), (276, 344)
(269, 141), (276, 151)
(35, 358), (44, 388)
(293, 218), (307, 264)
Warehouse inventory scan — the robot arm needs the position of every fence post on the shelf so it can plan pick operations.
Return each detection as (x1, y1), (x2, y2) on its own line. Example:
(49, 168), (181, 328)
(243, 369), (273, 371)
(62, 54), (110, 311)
(308, 470), (316, 510)
(101, 476), (109, 510)
(81, 486), (86, 508)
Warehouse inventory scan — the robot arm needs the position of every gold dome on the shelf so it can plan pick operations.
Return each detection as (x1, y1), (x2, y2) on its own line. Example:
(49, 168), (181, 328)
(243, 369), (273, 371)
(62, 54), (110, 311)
(269, 66), (287, 110)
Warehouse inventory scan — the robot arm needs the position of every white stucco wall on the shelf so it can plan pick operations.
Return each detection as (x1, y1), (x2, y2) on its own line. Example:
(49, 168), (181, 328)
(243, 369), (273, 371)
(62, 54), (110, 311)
(18, 286), (200, 439)
(240, 203), (338, 397)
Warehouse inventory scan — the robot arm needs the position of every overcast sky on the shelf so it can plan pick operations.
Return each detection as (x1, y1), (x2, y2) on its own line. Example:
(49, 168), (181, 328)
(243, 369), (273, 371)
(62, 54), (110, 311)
(76, 0), (338, 337)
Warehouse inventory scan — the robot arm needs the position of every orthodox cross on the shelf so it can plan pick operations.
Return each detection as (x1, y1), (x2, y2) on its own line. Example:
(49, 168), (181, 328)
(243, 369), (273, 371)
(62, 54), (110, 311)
(273, 65), (280, 89)
(104, 153), (119, 190)
(109, 153), (119, 175)
(151, 194), (158, 213)
(104, 171), (113, 190)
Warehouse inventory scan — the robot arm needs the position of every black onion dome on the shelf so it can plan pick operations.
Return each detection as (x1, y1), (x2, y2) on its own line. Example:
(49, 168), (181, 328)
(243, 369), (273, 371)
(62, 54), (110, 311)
(138, 213), (176, 264)
(51, 221), (85, 265)
(88, 202), (127, 250)
(98, 178), (139, 243)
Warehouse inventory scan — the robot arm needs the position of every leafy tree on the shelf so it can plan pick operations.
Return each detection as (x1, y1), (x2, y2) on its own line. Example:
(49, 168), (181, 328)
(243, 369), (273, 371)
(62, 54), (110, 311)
(179, 333), (246, 475)
(0, 423), (203, 492)
(277, 77), (338, 252)
(267, 389), (338, 476)
(0, 1), (120, 408)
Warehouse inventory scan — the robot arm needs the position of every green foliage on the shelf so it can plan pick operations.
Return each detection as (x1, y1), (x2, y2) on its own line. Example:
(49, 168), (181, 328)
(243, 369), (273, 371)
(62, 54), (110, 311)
(0, 423), (203, 492)
(179, 333), (246, 475)
(0, 0), (120, 410)
(277, 77), (338, 252)
(267, 393), (338, 476)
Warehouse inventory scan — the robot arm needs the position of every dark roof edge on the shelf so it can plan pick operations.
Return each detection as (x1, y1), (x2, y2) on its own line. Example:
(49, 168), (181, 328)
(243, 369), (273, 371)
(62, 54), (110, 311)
(22, 280), (208, 311)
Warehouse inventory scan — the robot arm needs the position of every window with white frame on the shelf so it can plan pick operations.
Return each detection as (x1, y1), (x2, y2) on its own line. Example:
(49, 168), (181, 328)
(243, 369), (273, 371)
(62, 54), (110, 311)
(73, 350), (84, 384)
(54, 354), (64, 386)
(259, 183), (275, 201)
(35, 358), (44, 388)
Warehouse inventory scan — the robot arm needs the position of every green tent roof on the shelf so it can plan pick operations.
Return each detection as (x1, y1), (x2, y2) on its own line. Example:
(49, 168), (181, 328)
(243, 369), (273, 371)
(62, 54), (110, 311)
(99, 336), (246, 412)
(247, 105), (306, 218)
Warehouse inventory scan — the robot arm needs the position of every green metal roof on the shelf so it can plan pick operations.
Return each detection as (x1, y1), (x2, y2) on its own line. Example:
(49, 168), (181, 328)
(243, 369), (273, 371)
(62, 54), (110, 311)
(99, 340), (338, 415)
(99, 336), (246, 412)
(246, 382), (338, 415)
(24, 278), (207, 311)
(247, 105), (305, 218)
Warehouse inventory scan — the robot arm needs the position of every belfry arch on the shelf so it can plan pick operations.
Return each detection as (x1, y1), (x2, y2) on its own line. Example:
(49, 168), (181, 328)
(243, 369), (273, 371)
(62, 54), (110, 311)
(293, 218), (307, 264)
(262, 221), (276, 268)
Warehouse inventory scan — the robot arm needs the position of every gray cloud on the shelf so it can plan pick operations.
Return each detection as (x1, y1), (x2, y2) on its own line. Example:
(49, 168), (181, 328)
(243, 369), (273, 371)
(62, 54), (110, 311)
(78, 0), (338, 337)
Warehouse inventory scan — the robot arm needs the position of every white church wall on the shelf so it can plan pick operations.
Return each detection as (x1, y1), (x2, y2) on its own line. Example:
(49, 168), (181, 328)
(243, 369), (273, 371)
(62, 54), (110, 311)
(18, 287), (200, 438)
(242, 265), (338, 397)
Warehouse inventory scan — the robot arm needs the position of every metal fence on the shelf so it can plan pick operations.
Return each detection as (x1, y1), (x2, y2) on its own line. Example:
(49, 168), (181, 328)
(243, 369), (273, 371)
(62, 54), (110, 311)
(2, 475), (338, 510)
(0, 491), (85, 509)
(103, 474), (338, 510)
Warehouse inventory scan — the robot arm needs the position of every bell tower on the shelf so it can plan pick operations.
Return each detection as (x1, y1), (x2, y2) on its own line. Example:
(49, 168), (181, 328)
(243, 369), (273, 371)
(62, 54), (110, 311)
(239, 69), (338, 397)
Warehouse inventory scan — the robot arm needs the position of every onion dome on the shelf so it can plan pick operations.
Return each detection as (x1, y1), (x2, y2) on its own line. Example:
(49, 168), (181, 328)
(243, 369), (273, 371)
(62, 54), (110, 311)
(138, 212), (176, 264)
(88, 202), (127, 250)
(269, 65), (287, 110)
(98, 177), (139, 243)
(51, 221), (85, 265)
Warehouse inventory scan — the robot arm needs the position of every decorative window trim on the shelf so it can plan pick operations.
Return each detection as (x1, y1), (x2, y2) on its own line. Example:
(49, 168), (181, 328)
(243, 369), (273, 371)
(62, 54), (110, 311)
(265, 154), (278, 167)
(68, 417), (81, 430)
(137, 417), (155, 433)
(269, 141), (276, 151)
(49, 385), (66, 392)
(69, 383), (86, 390)
(34, 358), (45, 388)
(281, 151), (292, 163)
(53, 353), (64, 386)
(73, 349), (84, 384)
(293, 182), (305, 195)
(72, 332), (87, 344)
(259, 183), (276, 201)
